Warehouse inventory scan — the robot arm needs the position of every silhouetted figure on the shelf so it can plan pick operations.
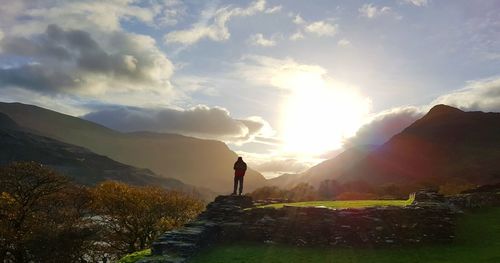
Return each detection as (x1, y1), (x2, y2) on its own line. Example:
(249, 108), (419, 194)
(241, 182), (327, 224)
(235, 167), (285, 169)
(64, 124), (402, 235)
(232, 157), (247, 195)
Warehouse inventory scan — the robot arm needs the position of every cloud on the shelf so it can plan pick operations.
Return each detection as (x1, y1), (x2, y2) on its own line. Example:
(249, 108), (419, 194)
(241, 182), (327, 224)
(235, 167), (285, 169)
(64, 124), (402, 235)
(305, 21), (338, 36)
(289, 31), (305, 41)
(82, 105), (272, 142)
(292, 14), (305, 25)
(345, 106), (423, 147)
(358, 4), (393, 18)
(3, 0), (165, 37)
(265, 5), (282, 14)
(344, 76), (500, 148)
(248, 33), (277, 47)
(289, 15), (338, 39)
(155, 0), (187, 27)
(164, 0), (268, 45)
(236, 55), (327, 90)
(433, 76), (500, 112)
(0, 24), (173, 99)
(400, 0), (429, 7)
(337, 38), (351, 46)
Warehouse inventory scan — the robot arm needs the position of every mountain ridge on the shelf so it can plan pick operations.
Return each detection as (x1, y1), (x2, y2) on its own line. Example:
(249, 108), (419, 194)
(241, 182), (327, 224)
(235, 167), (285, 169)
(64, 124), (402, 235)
(0, 112), (196, 193)
(270, 105), (500, 190)
(0, 102), (266, 193)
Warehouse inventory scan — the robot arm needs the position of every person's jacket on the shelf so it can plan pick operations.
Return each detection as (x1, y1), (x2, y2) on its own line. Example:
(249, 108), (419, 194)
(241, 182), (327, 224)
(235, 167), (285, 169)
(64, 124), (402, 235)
(233, 160), (247, 177)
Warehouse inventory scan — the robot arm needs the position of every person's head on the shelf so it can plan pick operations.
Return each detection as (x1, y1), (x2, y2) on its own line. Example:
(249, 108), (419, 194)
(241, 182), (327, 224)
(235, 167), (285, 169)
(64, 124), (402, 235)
(237, 157), (243, 161)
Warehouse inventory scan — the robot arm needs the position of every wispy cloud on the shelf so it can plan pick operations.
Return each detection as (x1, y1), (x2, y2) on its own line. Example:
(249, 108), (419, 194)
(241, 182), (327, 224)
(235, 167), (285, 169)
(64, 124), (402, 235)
(358, 4), (393, 18)
(305, 21), (338, 36)
(248, 33), (277, 47)
(400, 0), (429, 7)
(289, 14), (339, 40)
(289, 31), (304, 41)
(265, 5), (282, 14)
(164, 0), (269, 46)
(337, 38), (351, 46)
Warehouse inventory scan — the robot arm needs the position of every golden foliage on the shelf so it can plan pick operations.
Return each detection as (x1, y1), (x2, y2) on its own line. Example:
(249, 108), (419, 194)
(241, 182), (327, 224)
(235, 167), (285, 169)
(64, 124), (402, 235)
(91, 181), (203, 254)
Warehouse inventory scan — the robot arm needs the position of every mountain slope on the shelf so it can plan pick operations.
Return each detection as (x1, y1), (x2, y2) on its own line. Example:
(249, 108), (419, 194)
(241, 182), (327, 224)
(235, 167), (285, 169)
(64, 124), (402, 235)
(340, 105), (500, 186)
(267, 146), (375, 188)
(0, 113), (190, 191)
(0, 102), (266, 193)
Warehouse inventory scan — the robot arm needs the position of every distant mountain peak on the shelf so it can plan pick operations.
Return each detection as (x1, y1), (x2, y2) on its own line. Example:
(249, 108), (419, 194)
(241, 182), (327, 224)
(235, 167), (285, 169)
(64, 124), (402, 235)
(426, 104), (463, 118)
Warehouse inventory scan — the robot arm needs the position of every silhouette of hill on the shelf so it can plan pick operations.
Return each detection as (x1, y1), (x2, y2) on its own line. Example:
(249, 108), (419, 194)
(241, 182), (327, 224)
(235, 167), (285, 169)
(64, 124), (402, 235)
(0, 102), (266, 193)
(267, 145), (375, 188)
(0, 112), (194, 192)
(340, 104), (500, 186)
(270, 105), (500, 189)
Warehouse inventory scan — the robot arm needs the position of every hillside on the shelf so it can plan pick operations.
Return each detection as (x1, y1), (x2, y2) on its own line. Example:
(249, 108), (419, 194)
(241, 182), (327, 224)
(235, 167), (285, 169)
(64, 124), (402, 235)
(269, 105), (500, 190)
(0, 113), (191, 191)
(0, 102), (266, 193)
(340, 105), (500, 186)
(267, 145), (375, 188)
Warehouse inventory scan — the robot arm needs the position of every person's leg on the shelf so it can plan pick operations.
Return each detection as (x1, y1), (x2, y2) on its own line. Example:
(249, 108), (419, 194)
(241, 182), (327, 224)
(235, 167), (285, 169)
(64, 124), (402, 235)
(233, 176), (237, 195)
(238, 176), (244, 195)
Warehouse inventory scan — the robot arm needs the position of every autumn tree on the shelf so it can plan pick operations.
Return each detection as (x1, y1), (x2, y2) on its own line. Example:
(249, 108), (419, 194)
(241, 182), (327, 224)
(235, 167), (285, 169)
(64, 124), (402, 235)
(0, 162), (96, 263)
(91, 181), (203, 257)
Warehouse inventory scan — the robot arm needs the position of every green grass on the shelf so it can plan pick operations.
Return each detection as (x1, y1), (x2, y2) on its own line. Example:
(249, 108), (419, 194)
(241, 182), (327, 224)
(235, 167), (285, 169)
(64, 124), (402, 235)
(257, 195), (415, 209)
(191, 208), (500, 263)
(117, 249), (151, 263)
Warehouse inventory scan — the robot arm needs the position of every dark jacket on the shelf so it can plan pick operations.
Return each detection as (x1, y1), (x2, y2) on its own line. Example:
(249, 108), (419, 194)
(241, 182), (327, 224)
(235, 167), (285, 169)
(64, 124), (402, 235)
(233, 159), (247, 177)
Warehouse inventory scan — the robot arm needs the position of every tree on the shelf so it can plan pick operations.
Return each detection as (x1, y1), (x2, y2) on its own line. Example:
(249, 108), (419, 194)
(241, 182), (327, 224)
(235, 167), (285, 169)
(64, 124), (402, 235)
(91, 181), (203, 257)
(0, 162), (95, 263)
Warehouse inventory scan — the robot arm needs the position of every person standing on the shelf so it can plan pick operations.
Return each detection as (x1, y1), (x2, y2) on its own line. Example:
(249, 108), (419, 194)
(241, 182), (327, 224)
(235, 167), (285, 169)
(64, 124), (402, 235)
(232, 157), (247, 195)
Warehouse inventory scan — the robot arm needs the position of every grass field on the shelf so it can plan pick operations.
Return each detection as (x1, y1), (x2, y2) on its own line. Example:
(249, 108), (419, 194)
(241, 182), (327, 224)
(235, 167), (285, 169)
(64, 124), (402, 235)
(190, 208), (500, 263)
(256, 197), (415, 209)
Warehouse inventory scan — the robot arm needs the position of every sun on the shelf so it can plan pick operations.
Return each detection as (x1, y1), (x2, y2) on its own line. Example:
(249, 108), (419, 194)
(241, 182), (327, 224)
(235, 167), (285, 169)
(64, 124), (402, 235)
(279, 72), (370, 157)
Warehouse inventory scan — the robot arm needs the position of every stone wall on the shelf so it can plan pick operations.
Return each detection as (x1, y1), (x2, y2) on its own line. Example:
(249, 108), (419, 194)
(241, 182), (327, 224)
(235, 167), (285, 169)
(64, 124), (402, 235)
(140, 192), (461, 262)
(219, 204), (456, 247)
(448, 192), (500, 209)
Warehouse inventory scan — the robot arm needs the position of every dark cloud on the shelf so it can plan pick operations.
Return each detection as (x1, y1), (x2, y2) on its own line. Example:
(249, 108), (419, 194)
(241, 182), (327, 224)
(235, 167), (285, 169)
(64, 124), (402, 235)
(0, 24), (173, 94)
(82, 105), (268, 141)
(345, 106), (423, 147)
(0, 64), (79, 92)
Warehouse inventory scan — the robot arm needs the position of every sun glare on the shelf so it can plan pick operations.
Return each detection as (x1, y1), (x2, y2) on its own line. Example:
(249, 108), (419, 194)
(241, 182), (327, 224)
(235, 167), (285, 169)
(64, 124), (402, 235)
(279, 72), (370, 157)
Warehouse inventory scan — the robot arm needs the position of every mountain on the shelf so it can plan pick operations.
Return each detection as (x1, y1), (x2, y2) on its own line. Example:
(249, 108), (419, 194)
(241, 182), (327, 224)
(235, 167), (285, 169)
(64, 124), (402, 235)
(269, 105), (500, 190)
(340, 105), (500, 186)
(266, 146), (375, 188)
(0, 112), (191, 192)
(0, 102), (266, 193)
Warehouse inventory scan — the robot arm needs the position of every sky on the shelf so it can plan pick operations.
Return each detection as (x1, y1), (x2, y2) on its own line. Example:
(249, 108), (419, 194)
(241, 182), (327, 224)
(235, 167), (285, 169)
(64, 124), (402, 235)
(1, 0), (500, 178)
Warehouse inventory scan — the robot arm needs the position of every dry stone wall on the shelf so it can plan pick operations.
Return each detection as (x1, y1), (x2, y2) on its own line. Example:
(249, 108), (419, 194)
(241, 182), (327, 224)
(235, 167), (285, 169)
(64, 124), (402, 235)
(140, 190), (465, 263)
